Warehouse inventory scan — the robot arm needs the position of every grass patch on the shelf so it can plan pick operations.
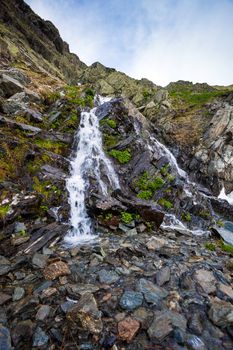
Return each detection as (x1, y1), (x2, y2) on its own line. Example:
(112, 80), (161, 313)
(0, 204), (10, 219)
(220, 240), (233, 254)
(109, 149), (131, 164)
(121, 212), (133, 224)
(101, 118), (117, 129)
(158, 198), (173, 209)
(137, 190), (153, 200)
(182, 212), (192, 222)
(204, 242), (216, 251)
(35, 139), (66, 154)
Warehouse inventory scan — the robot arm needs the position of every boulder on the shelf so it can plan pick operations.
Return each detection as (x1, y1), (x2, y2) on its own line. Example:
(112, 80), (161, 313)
(0, 73), (24, 98)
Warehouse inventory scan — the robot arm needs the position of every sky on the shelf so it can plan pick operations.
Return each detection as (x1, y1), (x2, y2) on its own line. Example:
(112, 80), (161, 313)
(26, 0), (233, 86)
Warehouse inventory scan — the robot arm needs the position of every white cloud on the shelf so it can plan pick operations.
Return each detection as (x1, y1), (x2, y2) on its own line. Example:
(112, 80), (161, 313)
(27, 0), (233, 86)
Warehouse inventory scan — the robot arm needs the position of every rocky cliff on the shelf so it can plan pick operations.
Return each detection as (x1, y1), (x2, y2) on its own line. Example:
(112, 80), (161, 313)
(0, 1), (233, 350)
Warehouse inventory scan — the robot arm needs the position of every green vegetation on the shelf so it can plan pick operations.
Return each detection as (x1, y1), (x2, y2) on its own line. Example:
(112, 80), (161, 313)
(143, 89), (151, 100)
(158, 198), (173, 209)
(160, 164), (169, 175)
(0, 204), (10, 219)
(204, 242), (216, 251)
(121, 211), (133, 224)
(167, 174), (175, 182)
(137, 190), (153, 200)
(182, 212), (192, 222)
(220, 240), (233, 254)
(103, 134), (119, 148)
(199, 210), (210, 220)
(136, 171), (165, 192)
(35, 139), (66, 154)
(101, 118), (117, 129)
(109, 149), (131, 164)
(216, 220), (224, 227)
(104, 213), (113, 221)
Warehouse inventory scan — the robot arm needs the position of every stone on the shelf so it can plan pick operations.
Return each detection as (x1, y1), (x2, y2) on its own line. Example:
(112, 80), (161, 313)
(98, 269), (119, 284)
(33, 327), (49, 348)
(0, 73), (24, 98)
(0, 293), (11, 306)
(208, 298), (233, 327)
(186, 335), (207, 350)
(146, 236), (166, 250)
(61, 300), (76, 313)
(24, 108), (43, 122)
(218, 283), (233, 300)
(188, 312), (203, 335)
(156, 266), (170, 286)
(32, 253), (48, 269)
(126, 228), (137, 236)
(12, 287), (25, 301)
(14, 222), (26, 233)
(133, 307), (154, 329)
(67, 293), (103, 334)
(195, 269), (216, 294)
(36, 305), (51, 321)
(67, 283), (100, 295)
(225, 258), (233, 270)
(119, 291), (143, 311)
(12, 320), (34, 346)
(118, 317), (140, 342)
(0, 256), (11, 276)
(137, 223), (147, 233)
(44, 261), (70, 280)
(137, 278), (168, 304)
(0, 116), (41, 134)
(0, 325), (12, 350)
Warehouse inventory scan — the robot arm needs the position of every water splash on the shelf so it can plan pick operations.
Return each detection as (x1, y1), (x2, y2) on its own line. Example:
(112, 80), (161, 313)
(64, 98), (120, 246)
(218, 187), (233, 205)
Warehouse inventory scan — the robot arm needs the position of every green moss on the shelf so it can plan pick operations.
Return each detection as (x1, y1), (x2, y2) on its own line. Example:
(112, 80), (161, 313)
(0, 204), (10, 219)
(199, 210), (210, 220)
(220, 240), (233, 254)
(136, 172), (165, 192)
(121, 211), (133, 224)
(167, 174), (175, 182)
(204, 242), (216, 251)
(100, 118), (117, 129)
(103, 134), (119, 148)
(109, 149), (131, 164)
(35, 139), (66, 154)
(158, 198), (173, 209)
(137, 190), (153, 200)
(182, 212), (192, 222)
(160, 164), (169, 176)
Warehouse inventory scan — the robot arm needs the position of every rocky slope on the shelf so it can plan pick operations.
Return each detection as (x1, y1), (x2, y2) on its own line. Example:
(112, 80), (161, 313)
(0, 1), (233, 349)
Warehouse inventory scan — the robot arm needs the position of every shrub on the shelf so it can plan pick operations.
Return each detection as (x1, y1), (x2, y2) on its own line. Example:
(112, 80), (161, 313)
(204, 242), (216, 251)
(182, 212), (191, 222)
(220, 240), (233, 254)
(0, 204), (10, 219)
(137, 190), (153, 200)
(160, 164), (169, 175)
(109, 149), (131, 164)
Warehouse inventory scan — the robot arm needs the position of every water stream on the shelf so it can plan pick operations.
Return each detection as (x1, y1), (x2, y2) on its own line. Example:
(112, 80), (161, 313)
(64, 97), (120, 245)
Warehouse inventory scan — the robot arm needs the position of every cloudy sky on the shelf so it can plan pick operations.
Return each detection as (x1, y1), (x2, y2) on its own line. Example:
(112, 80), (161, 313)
(26, 0), (233, 86)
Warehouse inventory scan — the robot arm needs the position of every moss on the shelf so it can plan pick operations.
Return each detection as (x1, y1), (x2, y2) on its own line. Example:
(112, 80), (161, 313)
(204, 242), (216, 251)
(109, 149), (131, 164)
(0, 204), (10, 219)
(220, 240), (233, 254)
(199, 210), (210, 220)
(100, 118), (117, 129)
(182, 212), (192, 222)
(158, 198), (173, 209)
(137, 190), (153, 200)
(160, 164), (169, 176)
(136, 172), (165, 192)
(216, 220), (224, 227)
(35, 139), (66, 154)
(121, 211), (133, 224)
(103, 134), (119, 148)
(167, 174), (175, 182)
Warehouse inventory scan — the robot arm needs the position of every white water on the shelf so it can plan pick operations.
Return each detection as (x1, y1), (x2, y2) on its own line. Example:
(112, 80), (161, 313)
(218, 187), (233, 205)
(64, 98), (120, 246)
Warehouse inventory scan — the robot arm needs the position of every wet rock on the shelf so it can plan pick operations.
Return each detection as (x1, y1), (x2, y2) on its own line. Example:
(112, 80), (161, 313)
(36, 305), (51, 321)
(32, 253), (48, 268)
(61, 300), (76, 313)
(218, 283), (233, 300)
(126, 228), (138, 236)
(98, 269), (119, 284)
(12, 287), (25, 301)
(12, 296), (39, 317)
(186, 335), (207, 350)
(67, 292), (103, 334)
(12, 320), (34, 347)
(156, 266), (171, 286)
(118, 317), (140, 342)
(33, 327), (49, 348)
(119, 291), (143, 311)
(0, 325), (12, 350)
(188, 312), (203, 335)
(208, 298), (233, 327)
(43, 260), (70, 280)
(146, 236), (166, 250)
(137, 278), (168, 304)
(0, 256), (11, 276)
(14, 222), (26, 233)
(0, 293), (11, 306)
(133, 307), (154, 329)
(41, 164), (66, 180)
(14, 271), (26, 280)
(195, 269), (216, 294)
(102, 335), (116, 349)
(34, 281), (53, 295)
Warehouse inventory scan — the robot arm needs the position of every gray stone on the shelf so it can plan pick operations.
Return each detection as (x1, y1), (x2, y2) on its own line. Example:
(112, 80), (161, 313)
(119, 291), (143, 311)
(195, 269), (216, 294)
(186, 335), (207, 350)
(0, 256), (11, 276)
(0, 325), (11, 350)
(33, 327), (49, 348)
(188, 312), (203, 335)
(36, 305), (51, 321)
(98, 269), (119, 284)
(0, 308), (7, 326)
(24, 108), (43, 122)
(13, 287), (25, 301)
(137, 278), (168, 304)
(61, 300), (76, 313)
(32, 253), (48, 269)
(156, 266), (170, 286)
(0, 73), (24, 98)
(126, 228), (137, 236)
(14, 222), (26, 234)
(0, 116), (41, 134)
(208, 298), (233, 327)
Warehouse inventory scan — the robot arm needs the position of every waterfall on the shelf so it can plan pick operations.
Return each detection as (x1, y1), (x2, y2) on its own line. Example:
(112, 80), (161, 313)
(64, 97), (120, 246)
(218, 187), (233, 205)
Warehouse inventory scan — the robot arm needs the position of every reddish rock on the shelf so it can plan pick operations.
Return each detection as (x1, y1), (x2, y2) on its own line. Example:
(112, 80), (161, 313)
(0, 292), (11, 305)
(43, 261), (70, 280)
(118, 317), (140, 342)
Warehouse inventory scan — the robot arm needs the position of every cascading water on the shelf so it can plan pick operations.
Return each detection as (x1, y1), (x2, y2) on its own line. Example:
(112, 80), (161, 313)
(64, 97), (120, 246)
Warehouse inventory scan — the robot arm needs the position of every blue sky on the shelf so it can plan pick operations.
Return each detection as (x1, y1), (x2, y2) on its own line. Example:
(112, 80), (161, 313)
(26, 0), (233, 86)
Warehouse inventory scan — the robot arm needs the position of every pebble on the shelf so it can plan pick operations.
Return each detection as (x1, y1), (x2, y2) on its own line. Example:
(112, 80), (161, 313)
(43, 261), (70, 280)
(33, 327), (49, 348)
(36, 305), (51, 321)
(32, 253), (48, 268)
(137, 278), (168, 304)
(119, 291), (143, 311)
(0, 325), (11, 350)
(13, 287), (25, 301)
(118, 317), (140, 342)
(98, 269), (119, 284)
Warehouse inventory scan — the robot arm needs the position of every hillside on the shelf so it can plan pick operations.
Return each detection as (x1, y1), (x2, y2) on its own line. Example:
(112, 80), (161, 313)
(0, 1), (233, 350)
